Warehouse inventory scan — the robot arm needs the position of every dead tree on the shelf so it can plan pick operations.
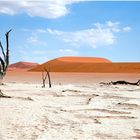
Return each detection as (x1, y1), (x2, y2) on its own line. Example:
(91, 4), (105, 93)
(42, 68), (51, 88)
(100, 79), (140, 86)
(0, 30), (12, 98)
(0, 29), (12, 82)
(42, 70), (47, 88)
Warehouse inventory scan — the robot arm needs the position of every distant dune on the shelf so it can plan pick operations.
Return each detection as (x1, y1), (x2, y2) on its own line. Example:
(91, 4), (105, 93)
(8, 61), (39, 71)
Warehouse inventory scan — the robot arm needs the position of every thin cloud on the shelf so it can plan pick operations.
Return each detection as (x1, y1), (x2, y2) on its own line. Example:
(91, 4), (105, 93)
(106, 21), (120, 32)
(27, 35), (47, 46)
(48, 23), (115, 48)
(123, 26), (132, 32)
(58, 49), (79, 56)
(0, 0), (85, 18)
(26, 29), (47, 46)
(19, 47), (78, 63)
(47, 21), (132, 48)
(19, 48), (48, 63)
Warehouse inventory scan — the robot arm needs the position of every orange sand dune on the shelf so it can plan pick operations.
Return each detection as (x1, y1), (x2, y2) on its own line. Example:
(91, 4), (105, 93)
(57, 56), (111, 63)
(8, 61), (39, 71)
(30, 56), (140, 73)
(30, 56), (111, 72)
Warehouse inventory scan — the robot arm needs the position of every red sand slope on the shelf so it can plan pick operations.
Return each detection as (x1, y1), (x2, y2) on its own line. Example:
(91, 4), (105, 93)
(30, 56), (140, 73)
(8, 61), (39, 71)
(56, 57), (111, 63)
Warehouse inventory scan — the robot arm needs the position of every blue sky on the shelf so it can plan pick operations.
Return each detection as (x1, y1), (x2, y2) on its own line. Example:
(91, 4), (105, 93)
(0, 1), (140, 63)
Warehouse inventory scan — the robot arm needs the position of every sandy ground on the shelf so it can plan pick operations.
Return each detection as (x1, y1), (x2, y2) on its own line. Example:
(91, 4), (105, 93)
(0, 72), (140, 140)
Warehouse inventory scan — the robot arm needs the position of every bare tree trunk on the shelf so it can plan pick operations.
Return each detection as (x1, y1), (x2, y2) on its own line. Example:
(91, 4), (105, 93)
(46, 69), (51, 88)
(0, 29), (12, 82)
(41, 68), (52, 88)
(42, 71), (47, 88)
(42, 80), (45, 88)
(0, 30), (12, 98)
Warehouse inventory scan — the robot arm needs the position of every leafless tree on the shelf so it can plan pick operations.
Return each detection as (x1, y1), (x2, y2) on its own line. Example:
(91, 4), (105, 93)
(0, 30), (12, 97)
(42, 68), (51, 88)
(0, 29), (12, 81)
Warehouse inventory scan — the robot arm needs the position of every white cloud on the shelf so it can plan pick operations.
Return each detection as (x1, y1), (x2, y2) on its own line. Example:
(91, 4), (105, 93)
(106, 21), (120, 32)
(19, 48), (48, 63)
(0, 0), (85, 18)
(27, 36), (38, 44)
(19, 47), (78, 63)
(47, 21), (132, 48)
(123, 26), (131, 32)
(21, 55), (48, 64)
(36, 29), (47, 33)
(48, 24), (115, 48)
(32, 50), (46, 55)
(26, 29), (47, 46)
(27, 35), (47, 46)
(58, 49), (78, 56)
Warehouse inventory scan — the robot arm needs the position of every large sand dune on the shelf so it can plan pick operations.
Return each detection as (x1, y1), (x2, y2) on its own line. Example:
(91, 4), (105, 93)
(56, 56), (111, 63)
(30, 57), (140, 73)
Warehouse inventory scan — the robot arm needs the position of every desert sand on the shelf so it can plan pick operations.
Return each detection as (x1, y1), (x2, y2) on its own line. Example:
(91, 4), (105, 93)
(8, 62), (39, 71)
(30, 57), (140, 73)
(0, 70), (140, 140)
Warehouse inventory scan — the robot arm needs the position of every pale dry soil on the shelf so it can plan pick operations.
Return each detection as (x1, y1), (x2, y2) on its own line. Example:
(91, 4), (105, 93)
(0, 82), (140, 140)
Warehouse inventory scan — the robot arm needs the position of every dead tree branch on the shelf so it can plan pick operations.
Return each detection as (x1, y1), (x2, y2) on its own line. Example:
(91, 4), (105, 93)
(45, 68), (51, 88)
(0, 90), (11, 98)
(100, 79), (140, 86)
(42, 70), (48, 88)
(0, 29), (12, 80)
(5, 29), (12, 69)
(0, 41), (6, 60)
(0, 30), (12, 98)
(41, 68), (51, 88)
